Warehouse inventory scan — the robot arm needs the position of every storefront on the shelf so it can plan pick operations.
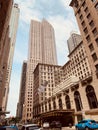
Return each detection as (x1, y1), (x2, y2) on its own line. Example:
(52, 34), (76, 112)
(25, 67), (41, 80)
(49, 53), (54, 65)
(38, 109), (75, 127)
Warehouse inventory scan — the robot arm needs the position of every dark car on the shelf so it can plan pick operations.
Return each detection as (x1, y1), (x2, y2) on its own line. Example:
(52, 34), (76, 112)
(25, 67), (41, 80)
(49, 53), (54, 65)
(75, 119), (98, 130)
(50, 121), (62, 129)
(21, 124), (41, 130)
(0, 125), (18, 130)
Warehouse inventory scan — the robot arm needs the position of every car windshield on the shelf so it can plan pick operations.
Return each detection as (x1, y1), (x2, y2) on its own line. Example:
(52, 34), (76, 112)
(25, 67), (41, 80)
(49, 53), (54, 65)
(89, 120), (96, 123)
(78, 121), (87, 124)
(0, 126), (18, 130)
(28, 126), (39, 130)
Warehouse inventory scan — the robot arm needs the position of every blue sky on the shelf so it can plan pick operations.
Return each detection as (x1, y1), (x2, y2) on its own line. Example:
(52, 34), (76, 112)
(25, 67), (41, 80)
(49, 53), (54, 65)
(7, 0), (80, 117)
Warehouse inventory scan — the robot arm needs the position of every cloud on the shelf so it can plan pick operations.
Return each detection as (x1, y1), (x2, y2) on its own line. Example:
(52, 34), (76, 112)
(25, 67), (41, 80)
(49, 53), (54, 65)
(15, 0), (73, 25)
(16, 0), (79, 64)
(15, 0), (41, 24)
(61, 0), (71, 6)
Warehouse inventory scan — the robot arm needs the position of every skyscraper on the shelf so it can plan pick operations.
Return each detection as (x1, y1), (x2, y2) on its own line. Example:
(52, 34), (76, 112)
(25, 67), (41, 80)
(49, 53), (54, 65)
(0, 0), (13, 109)
(17, 61), (27, 120)
(23, 19), (57, 121)
(67, 32), (82, 53)
(2, 4), (20, 111)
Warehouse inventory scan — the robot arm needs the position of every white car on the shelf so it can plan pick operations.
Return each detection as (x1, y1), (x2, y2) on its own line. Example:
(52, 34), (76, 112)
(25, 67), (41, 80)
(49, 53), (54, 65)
(21, 124), (41, 130)
(43, 122), (49, 128)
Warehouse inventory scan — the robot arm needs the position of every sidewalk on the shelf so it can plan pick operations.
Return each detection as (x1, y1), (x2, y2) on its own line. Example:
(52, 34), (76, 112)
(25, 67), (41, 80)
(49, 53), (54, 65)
(62, 126), (75, 130)
(42, 126), (75, 130)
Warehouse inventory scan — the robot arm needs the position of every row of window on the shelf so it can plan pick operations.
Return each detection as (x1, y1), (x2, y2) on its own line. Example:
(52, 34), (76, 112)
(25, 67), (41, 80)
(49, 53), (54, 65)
(75, 0), (98, 10)
(78, 3), (98, 63)
(39, 85), (98, 114)
(33, 84), (98, 116)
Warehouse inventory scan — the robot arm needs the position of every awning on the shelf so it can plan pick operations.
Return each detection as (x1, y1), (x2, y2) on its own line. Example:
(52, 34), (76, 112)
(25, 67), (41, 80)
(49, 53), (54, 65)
(40, 109), (75, 118)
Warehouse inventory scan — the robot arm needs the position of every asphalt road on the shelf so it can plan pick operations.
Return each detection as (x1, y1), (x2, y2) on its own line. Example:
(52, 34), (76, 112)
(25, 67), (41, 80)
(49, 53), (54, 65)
(44, 127), (75, 130)
(62, 126), (75, 130)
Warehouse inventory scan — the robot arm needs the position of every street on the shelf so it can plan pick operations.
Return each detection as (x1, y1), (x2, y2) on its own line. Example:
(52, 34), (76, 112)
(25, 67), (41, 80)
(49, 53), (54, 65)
(62, 126), (75, 130)
(43, 127), (75, 130)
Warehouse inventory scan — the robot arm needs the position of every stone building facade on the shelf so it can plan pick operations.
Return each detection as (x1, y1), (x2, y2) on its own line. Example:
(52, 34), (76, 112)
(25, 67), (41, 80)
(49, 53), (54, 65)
(69, 0), (98, 122)
(33, 36), (97, 126)
(0, 0), (13, 109)
(23, 19), (58, 121)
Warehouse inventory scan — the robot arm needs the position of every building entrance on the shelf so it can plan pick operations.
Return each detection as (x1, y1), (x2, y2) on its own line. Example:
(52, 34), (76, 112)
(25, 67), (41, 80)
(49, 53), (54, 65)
(39, 109), (75, 127)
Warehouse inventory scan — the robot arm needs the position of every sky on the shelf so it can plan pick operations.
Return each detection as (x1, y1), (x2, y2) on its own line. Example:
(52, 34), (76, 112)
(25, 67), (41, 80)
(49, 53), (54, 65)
(7, 0), (80, 117)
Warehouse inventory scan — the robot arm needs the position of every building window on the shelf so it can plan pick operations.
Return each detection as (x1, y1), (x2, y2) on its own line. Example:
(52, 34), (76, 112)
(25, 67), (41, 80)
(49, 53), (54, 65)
(92, 28), (98, 36)
(74, 1), (79, 8)
(59, 98), (63, 109)
(80, 14), (83, 20)
(89, 20), (94, 28)
(86, 35), (91, 43)
(81, 21), (86, 28)
(65, 95), (71, 109)
(42, 105), (44, 112)
(89, 44), (94, 52)
(74, 91), (83, 111)
(91, 0), (96, 2)
(86, 85), (98, 109)
(95, 64), (98, 71)
(84, 27), (88, 35)
(95, 3), (98, 10)
(95, 38), (98, 45)
(92, 53), (97, 61)
(45, 104), (47, 111)
(78, 9), (81, 15)
(87, 13), (91, 21)
(49, 102), (51, 110)
(82, 1), (86, 8)
(53, 101), (56, 110)
(84, 7), (89, 13)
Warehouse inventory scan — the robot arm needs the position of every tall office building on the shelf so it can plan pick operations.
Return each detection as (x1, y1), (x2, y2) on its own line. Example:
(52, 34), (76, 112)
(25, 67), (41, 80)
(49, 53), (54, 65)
(67, 33), (82, 53)
(70, 0), (98, 122)
(17, 61), (27, 120)
(23, 19), (57, 121)
(33, 63), (61, 123)
(70, 0), (98, 76)
(2, 4), (20, 111)
(0, 0), (13, 109)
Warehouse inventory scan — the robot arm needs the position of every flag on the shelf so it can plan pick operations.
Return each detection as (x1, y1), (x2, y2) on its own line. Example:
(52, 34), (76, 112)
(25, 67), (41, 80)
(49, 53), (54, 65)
(37, 80), (48, 94)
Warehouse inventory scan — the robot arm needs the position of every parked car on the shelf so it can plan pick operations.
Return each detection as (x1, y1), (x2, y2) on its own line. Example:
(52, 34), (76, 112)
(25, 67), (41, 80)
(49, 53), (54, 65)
(75, 119), (98, 130)
(21, 124), (41, 130)
(43, 122), (49, 128)
(50, 121), (62, 129)
(0, 125), (18, 130)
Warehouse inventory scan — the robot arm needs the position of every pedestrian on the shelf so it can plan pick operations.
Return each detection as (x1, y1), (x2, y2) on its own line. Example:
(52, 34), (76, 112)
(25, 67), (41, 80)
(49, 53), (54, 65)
(69, 123), (72, 128)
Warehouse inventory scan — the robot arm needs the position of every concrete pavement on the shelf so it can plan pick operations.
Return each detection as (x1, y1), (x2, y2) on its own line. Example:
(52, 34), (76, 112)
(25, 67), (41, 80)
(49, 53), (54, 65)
(62, 126), (75, 130)
(44, 126), (75, 130)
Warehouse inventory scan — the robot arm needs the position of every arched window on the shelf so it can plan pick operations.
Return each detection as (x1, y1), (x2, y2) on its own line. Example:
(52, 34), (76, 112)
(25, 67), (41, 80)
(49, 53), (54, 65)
(74, 91), (83, 111)
(58, 98), (63, 109)
(86, 85), (98, 109)
(49, 102), (51, 110)
(65, 95), (71, 109)
(42, 104), (44, 112)
(53, 100), (56, 110)
(45, 104), (47, 111)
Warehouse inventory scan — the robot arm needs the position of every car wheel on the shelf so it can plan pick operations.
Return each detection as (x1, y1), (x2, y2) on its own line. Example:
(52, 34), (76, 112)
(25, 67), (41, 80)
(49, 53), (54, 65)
(76, 127), (78, 130)
(85, 127), (89, 130)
